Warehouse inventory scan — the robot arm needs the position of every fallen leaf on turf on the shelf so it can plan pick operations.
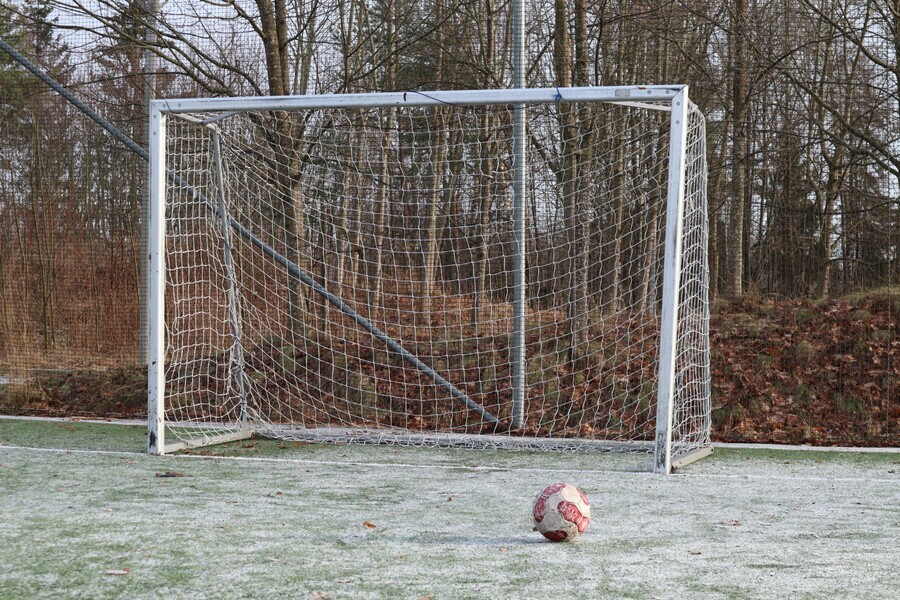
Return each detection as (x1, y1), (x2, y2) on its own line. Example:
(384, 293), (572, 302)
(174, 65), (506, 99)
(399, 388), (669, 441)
(265, 557), (282, 563)
(718, 519), (741, 526)
(155, 471), (189, 478)
(363, 521), (377, 529)
(105, 568), (130, 576)
(337, 578), (352, 584)
(499, 547), (508, 552)
(418, 596), (432, 600)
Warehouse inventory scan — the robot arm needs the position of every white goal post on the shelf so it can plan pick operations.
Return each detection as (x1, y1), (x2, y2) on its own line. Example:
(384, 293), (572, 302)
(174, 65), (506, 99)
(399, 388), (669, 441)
(147, 85), (711, 473)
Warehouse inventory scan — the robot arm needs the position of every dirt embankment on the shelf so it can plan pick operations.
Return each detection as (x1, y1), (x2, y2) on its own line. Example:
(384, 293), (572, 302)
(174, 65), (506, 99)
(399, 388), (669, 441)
(710, 291), (897, 446)
(2, 291), (896, 447)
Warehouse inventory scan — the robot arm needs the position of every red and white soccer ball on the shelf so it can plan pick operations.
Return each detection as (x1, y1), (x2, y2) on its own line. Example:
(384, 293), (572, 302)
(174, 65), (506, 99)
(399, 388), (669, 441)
(532, 482), (590, 542)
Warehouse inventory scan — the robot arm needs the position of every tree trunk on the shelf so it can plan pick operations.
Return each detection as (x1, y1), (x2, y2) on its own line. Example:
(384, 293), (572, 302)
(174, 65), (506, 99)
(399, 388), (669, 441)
(473, 110), (496, 329)
(422, 110), (447, 317)
(441, 125), (465, 296)
(555, 0), (587, 360)
(420, 0), (446, 317)
(472, 0), (497, 330)
(371, 113), (394, 312)
(728, 0), (749, 298)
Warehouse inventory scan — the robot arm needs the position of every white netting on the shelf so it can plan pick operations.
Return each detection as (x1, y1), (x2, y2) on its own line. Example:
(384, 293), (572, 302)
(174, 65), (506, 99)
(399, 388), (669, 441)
(159, 90), (709, 466)
(671, 105), (711, 457)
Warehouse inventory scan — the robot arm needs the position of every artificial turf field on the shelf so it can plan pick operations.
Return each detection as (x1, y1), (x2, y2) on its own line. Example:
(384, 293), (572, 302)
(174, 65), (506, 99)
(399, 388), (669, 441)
(1, 417), (897, 599)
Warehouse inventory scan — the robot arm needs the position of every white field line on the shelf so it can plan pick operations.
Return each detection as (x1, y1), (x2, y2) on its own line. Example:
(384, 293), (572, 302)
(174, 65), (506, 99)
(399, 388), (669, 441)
(2, 414), (898, 454)
(0, 445), (141, 458)
(716, 441), (900, 454)
(1, 444), (897, 484)
(0, 415), (146, 426)
(0, 443), (644, 476)
(676, 472), (899, 484)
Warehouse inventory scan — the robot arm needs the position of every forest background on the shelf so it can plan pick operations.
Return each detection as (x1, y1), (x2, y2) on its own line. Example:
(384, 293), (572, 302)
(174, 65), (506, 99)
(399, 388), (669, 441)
(0, 0), (896, 445)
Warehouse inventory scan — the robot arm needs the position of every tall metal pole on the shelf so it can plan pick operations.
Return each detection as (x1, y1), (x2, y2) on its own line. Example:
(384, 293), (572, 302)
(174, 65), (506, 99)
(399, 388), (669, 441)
(140, 0), (159, 364)
(510, 0), (527, 428)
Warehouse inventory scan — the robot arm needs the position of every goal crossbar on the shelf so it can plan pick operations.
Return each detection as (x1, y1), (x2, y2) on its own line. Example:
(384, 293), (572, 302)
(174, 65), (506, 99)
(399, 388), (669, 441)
(153, 85), (683, 114)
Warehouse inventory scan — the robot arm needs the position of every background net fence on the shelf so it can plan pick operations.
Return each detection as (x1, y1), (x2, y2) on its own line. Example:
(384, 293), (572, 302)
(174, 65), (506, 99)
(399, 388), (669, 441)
(0, 78), (145, 414)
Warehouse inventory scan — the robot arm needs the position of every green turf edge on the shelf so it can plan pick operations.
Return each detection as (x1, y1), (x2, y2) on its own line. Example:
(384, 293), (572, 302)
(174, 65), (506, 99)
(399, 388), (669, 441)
(2, 417), (897, 473)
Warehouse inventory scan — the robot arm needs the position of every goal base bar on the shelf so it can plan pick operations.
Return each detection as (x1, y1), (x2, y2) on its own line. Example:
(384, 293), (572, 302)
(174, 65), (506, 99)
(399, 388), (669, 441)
(156, 429), (253, 455)
(671, 445), (713, 471)
(156, 424), (713, 470)
(254, 426), (658, 454)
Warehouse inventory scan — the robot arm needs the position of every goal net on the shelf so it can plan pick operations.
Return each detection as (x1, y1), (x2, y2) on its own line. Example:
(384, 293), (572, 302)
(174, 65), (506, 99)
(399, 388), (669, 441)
(148, 86), (710, 472)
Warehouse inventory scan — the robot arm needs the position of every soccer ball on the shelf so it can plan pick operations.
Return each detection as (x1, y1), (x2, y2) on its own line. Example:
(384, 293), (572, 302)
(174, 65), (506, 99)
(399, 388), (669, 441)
(532, 482), (590, 542)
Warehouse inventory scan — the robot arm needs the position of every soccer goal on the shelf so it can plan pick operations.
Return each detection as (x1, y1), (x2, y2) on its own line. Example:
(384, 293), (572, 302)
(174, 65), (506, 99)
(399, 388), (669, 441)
(147, 86), (710, 473)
